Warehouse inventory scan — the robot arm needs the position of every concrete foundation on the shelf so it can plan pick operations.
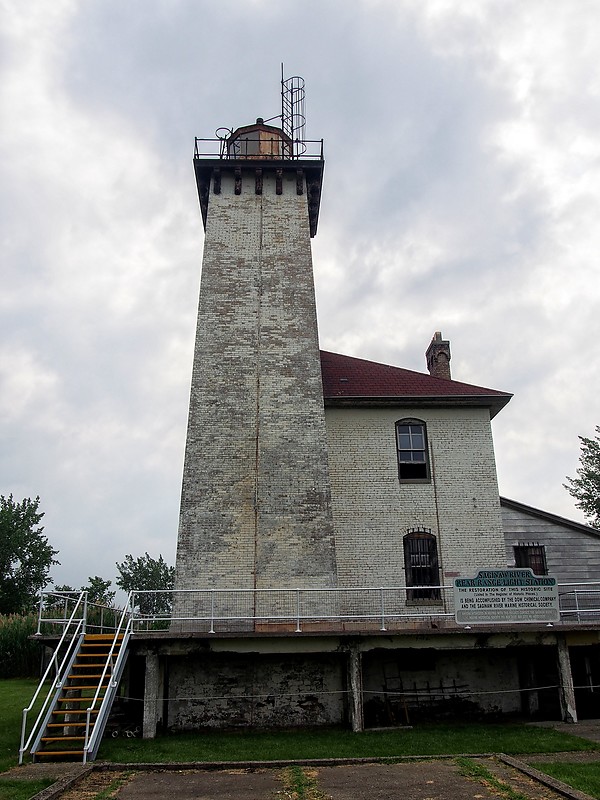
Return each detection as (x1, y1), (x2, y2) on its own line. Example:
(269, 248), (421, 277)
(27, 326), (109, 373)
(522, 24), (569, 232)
(130, 629), (597, 736)
(166, 652), (345, 730)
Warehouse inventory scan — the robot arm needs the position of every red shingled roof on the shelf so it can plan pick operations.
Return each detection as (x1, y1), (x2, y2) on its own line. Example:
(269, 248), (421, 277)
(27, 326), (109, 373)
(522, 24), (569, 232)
(320, 351), (511, 417)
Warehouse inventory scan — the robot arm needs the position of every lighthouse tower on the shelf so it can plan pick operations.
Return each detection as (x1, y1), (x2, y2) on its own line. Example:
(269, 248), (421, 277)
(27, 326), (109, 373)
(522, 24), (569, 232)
(174, 104), (337, 608)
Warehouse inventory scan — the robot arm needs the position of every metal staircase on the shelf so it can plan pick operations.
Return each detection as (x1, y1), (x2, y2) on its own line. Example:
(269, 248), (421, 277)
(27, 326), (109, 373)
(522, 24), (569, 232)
(20, 593), (132, 764)
(36, 633), (127, 760)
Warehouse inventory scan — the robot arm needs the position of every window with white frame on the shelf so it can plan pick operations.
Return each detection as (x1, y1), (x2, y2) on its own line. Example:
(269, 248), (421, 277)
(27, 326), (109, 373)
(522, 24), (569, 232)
(396, 419), (430, 481)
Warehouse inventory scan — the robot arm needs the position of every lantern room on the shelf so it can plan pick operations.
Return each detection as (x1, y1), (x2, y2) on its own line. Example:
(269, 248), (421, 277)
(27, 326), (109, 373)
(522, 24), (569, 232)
(226, 118), (292, 159)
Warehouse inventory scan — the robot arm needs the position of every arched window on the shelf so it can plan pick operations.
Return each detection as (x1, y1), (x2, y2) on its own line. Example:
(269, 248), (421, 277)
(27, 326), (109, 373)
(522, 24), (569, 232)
(396, 419), (430, 481)
(403, 528), (441, 602)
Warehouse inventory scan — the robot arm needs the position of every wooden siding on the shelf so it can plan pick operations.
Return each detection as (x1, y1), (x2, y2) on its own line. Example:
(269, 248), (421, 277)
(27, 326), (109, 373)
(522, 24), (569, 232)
(502, 500), (600, 583)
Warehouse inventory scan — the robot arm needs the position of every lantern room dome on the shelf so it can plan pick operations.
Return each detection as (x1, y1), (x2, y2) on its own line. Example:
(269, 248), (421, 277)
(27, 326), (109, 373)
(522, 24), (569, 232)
(227, 119), (292, 160)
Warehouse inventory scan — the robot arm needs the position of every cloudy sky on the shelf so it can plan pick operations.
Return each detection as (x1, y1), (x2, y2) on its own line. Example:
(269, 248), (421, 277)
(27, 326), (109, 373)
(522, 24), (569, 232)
(1, 0), (599, 591)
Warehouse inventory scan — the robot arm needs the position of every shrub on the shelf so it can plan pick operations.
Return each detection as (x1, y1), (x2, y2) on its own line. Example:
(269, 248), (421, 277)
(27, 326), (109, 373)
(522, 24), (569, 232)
(0, 614), (42, 678)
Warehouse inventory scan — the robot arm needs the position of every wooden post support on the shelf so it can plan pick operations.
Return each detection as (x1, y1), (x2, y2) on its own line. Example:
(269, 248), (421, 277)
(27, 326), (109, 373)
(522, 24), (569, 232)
(556, 634), (578, 723)
(347, 646), (364, 732)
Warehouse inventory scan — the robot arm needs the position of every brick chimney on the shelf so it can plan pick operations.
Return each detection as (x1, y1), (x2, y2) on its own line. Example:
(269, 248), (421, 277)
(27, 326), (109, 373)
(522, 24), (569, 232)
(426, 331), (451, 380)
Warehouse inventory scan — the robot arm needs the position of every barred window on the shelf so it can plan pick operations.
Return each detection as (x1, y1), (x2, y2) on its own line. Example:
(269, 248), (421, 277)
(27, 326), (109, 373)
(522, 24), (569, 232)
(514, 543), (548, 576)
(396, 420), (430, 481)
(403, 529), (441, 601)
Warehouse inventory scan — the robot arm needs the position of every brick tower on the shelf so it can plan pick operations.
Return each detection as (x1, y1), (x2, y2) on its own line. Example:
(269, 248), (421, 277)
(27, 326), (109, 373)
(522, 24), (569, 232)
(174, 117), (337, 609)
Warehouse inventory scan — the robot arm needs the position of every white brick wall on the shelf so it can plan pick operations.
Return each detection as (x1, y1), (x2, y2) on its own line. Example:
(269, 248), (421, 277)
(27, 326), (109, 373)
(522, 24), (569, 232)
(325, 405), (507, 590)
(175, 167), (337, 599)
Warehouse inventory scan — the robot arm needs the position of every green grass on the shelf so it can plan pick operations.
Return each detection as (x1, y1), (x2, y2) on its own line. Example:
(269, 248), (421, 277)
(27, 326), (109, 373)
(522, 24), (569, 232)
(0, 678), (46, 772)
(532, 761), (600, 799)
(0, 679), (60, 799)
(0, 778), (55, 800)
(280, 766), (329, 800)
(2, 678), (599, 773)
(457, 757), (530, 800)
(89, 773), (134, 800)
(97, 722), (598, 763)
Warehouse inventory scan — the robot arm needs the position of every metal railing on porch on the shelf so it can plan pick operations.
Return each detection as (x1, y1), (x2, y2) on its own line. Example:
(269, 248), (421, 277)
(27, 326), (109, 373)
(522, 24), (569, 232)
(32, 582), (600, 638)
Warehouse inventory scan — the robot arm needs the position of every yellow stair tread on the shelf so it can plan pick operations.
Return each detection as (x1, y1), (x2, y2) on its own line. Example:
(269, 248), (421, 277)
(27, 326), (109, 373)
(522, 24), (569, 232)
(35, 751), (84, 757)
(67, 683), (109, 687)
(68, 674), (106, 679)
(52, 709), (98, 715)
(80, 643), (122, 648)
(47, 723), (93, 728)
(60, 696), (106, 700)
(41, 736), (85, 742)
(67, 664), (109, 681)
(65, 684), (108, 690)
(77, 653), (115, 657)
(81, 640), (121, 644)
(56, 698), (101, 704)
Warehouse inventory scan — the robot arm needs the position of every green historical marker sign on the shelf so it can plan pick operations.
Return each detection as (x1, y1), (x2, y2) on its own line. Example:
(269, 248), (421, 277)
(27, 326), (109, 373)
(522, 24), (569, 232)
(454, 569), (559, 625)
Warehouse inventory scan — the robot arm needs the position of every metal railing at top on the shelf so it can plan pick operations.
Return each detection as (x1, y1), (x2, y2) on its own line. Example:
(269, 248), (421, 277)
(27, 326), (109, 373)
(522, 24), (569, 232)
(36, 591), (125, 636)
(156, 585), (455, 634)
(194, 137), (324, 161)
(33, 582), (600, 638)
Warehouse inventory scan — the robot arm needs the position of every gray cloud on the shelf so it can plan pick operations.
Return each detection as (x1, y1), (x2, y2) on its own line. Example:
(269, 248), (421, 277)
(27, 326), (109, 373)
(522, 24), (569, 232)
(1, 0), (599, 589)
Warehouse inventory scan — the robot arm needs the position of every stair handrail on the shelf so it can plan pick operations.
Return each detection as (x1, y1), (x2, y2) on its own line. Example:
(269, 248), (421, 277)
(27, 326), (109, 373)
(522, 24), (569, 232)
(19, 590), (87, 764)
(83, 591), (134, 762)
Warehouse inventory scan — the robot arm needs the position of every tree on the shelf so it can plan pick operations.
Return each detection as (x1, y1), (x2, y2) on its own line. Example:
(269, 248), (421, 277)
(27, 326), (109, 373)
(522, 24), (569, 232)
(0, 495), (59, 614)
(45, 577), (114, 605)
(54, 584), (77, 594)
(564, 426), (600, 529)
(83, 576), (115, 607)
(115, 552), (175, 616)
(44, 578), (115, 633)
(44, 584), (78, 612)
